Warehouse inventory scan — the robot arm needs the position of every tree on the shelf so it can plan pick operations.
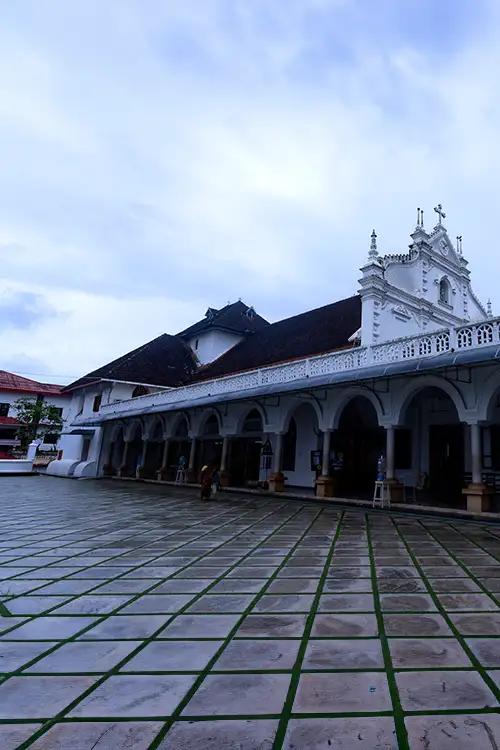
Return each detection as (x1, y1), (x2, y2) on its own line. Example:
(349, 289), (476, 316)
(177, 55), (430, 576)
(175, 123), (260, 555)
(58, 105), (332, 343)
(14, 397), (63, 452)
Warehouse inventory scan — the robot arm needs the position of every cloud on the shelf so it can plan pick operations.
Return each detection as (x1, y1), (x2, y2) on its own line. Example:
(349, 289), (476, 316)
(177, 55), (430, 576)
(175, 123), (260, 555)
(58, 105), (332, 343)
(0, 0), (499, 382)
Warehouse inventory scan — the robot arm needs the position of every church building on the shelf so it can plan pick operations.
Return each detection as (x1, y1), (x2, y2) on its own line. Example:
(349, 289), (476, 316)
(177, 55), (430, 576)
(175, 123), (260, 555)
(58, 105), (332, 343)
(49, 205), (500, 513)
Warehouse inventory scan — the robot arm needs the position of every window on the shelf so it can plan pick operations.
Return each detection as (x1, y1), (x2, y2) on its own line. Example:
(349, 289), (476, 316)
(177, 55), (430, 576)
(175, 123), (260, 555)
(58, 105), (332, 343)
(195, 339), (199, 350)
(242, 409), (263, 433)
(132, 385), (149, 398)
(92, 395), (102, 412)
(283, 418), (297, 471)
(0, 403), (9, 417)
(439, 277), (450, 305)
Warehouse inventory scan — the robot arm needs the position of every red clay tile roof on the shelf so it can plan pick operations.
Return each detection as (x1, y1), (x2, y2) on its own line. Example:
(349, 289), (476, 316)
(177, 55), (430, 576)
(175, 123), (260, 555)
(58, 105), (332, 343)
(0, 416), (18, 425)
(0, 370), (65, 396)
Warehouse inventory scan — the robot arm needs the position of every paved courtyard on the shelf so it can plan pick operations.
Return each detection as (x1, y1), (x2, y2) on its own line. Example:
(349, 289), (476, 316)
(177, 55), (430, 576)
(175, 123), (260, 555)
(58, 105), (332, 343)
(0, 477), (500, 749)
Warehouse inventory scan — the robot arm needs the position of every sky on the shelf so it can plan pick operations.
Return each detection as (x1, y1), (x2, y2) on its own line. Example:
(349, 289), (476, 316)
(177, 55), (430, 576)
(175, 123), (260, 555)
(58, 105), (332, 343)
(1, 0), (500, 384)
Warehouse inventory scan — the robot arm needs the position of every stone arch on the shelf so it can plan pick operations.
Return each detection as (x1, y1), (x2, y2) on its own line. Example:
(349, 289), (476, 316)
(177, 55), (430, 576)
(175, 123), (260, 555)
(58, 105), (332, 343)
(476, 369), (500, 423)
(439, 275), (451, 305)
(281, 400), (321, 488)
(392, 376), (468, 426)
(330, 387), (385, 430)
(145, 416), (166, 441)
(236, 403), (266, 434)
(197, 408), (222, 437)
(124, 419), (144, 442)
(170, 412), (191, 438)
(281, 397), (323, 434)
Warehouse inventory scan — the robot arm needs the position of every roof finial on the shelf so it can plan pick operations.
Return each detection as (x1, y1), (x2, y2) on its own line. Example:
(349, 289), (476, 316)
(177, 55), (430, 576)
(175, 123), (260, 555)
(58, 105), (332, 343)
(487, 298), (493, 317)
(456, 235), (462, 255)
(416, 207), (424, 228)
(434, 202), (446, 226)
(369, 229), (378, 258)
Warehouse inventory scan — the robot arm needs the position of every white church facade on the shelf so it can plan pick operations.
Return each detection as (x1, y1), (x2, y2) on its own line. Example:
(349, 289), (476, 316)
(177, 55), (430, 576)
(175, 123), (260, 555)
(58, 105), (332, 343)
(49, 205), (500, 513)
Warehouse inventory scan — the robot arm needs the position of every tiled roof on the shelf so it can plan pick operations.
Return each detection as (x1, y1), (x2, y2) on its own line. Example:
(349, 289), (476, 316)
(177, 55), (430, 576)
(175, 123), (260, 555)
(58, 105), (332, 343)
(178, 300), (269, 338)
(65, 334), (198, 391)
(0, 371), (64, 396)
(193, 295), (362, 380)
(0, 416), (18, 425)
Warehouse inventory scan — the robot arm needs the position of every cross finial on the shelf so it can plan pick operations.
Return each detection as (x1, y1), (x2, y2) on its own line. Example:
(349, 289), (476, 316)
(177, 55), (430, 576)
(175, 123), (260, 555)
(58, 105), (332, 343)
(456, 235), (462, 255)
(369, 229), (378, 258)
(434, 203), (446, 225)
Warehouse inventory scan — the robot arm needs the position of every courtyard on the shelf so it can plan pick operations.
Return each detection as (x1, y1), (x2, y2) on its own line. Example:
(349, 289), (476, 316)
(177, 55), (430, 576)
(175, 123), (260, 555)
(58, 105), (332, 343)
(0, 478), (499, 749)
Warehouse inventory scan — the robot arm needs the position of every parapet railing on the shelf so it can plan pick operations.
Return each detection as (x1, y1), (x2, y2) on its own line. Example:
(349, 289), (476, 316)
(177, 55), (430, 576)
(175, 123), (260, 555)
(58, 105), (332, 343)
(77, 316), (500, 419)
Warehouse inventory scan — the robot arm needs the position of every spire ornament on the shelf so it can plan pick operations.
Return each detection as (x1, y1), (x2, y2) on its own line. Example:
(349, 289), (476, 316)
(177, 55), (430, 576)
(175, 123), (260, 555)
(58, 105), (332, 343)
(487, 299), (493, 317)
(369, 229), (378, 259)
(416, 208), (424, 228)
(456, 235), (463, 255)
(434, 203), (446, 226)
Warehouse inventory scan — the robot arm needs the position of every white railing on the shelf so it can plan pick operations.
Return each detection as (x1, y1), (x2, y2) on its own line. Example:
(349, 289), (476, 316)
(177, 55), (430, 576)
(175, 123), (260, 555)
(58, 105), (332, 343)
(73, 316), (500, 422)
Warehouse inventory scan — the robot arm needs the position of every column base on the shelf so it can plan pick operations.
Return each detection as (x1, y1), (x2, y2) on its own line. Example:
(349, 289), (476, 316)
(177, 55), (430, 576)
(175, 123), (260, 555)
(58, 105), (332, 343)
(219, 470), (231, 487)
(268, 472), (285, 493)
(136, 466), (146, 479)
(462, 483), (493, 513)
(315, 475), (334, 498)
(384, 479), (404, 503)
(156, 467), (168, 481)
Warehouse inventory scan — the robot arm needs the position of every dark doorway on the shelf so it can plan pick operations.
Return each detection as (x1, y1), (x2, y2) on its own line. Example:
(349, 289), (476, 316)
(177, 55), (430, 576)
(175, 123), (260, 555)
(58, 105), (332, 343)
(334, 397), (384, 497)
(230, 438), (262, 486)
(429, 424), (464, 505)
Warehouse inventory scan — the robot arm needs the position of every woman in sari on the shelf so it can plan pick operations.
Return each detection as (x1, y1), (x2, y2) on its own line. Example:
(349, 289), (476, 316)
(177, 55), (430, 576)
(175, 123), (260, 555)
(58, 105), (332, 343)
(200, 464), (213, 501)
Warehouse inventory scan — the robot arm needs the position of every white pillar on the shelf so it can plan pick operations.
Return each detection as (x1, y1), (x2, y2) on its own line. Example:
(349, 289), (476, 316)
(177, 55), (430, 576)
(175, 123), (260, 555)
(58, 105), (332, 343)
(220, 437), (229, 471)
(322, 430), (332, 476)
(160, 439), (170, 470)
(188, 438), (197, 473)
(273, 433), (283, 473)
(470, 423), (482, 485)
(386, 426), (395, 481)
(136, 439), (148, 477)
(118, 441), (130, 476)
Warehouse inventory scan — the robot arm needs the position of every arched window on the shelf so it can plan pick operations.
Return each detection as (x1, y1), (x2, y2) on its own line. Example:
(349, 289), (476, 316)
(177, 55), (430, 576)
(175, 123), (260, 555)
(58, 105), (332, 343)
(202, 414), (219, 436)
(439, 278), (450, 305)
(242, 409), (263, 433)
(132, 385), (149, 398)
(174, 418), (188, 438)
(283, 418), (297, 471)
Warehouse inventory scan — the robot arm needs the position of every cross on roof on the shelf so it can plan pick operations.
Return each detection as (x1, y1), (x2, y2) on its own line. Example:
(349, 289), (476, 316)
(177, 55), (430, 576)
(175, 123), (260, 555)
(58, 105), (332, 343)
(434, 203), (446, 225)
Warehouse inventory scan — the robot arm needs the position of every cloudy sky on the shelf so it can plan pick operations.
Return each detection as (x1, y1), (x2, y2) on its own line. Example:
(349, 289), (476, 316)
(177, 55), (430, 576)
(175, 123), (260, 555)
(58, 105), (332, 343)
(1, 0), (499, 384)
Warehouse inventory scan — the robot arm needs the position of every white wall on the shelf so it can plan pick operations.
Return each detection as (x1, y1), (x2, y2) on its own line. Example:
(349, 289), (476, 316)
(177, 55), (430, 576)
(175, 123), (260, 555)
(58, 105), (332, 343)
(187, 330), (243, 364)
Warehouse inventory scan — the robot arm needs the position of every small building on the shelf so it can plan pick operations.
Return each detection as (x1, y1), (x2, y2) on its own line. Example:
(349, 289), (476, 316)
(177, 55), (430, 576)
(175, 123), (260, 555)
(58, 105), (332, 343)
(49, 205), (500, 513)
(0, 371), (70, 456)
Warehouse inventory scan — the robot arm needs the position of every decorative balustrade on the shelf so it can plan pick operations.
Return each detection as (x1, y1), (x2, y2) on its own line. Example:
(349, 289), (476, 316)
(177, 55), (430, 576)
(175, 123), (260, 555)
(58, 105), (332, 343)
(80, 316), (500, 421)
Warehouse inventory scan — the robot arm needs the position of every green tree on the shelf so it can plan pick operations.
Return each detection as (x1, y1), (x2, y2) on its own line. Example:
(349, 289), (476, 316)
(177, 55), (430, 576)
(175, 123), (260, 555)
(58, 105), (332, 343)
(14, 397), (63, 452)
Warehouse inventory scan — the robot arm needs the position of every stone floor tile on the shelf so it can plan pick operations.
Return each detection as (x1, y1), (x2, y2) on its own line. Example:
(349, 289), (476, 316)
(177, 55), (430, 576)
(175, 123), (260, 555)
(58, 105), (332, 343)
(303, 638), (384, 669)
(396, 670), (497, 711)
(384, 613), (452, 636)
(0, 723), (41, 750)
(80, 615), (169, 639)
(33, 580), (100, 595)
(466, 638), (500, 666)
(380, 594), (437, 611)
(389, 638), (471, 667)
(3, 596), (70, 615)
(293, 672), (391, 713)
(428, 578), (481, 592)
(236, 614), (307, 638)
(323, 578), (373, 593)
(1, 616), (98, 640)
(153, 580), (210, 594)
(487, 669), (500, 687)
(0, 616), (27, 633)
(213, 639), (300, 671)
(187, 594), (254, 613)
(26, 640), (141, 673)
(122, 640), (222, 671)
(120, 594), (194, 614)
(182, 673), (291, 715)
(51, 595), (133, 615)
(405, 713), (500, 750)
(0, 675), (97, 718)
(27, 721), (163, 749)
(0, 640), (57, 672)
(210, 579), (266, 594)
(266, 578), (318, 594)
(69, 674), (196, 717)
(377, 578), (427, 593)
(438, 593), (499, 611)
(311, 613), (378, 637)
(157, 719), (278, 749)
(159, 614), (239, 638)
(479, 578), (500, 592)
(252, 594), (315, 613)
(450, 612), (500, 635)
(318, 594), (375, 612)
(283, 717), (397, 749)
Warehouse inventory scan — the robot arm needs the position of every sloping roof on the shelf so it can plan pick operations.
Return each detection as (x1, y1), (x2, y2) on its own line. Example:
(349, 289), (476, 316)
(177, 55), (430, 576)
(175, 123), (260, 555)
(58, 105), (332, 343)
(178, 300), (269, 339)
(193, 295), (362, 380)
(0, 416), (19, 425)
(0, 370), (64, 396)
(64, 333), (198, 392)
